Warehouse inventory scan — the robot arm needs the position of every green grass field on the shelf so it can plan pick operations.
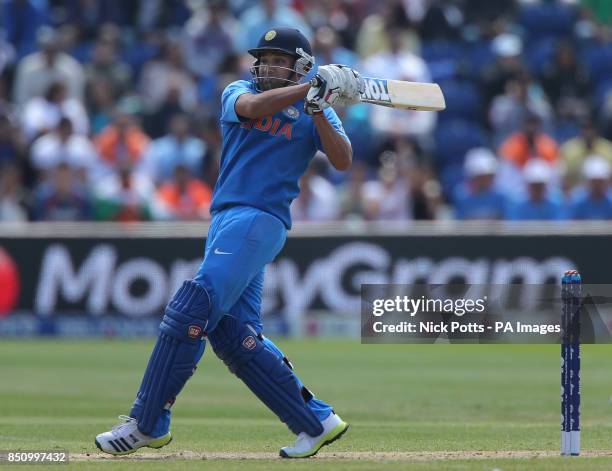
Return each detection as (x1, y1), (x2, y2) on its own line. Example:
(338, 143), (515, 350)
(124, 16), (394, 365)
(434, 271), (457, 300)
(1, 339), (611, 470)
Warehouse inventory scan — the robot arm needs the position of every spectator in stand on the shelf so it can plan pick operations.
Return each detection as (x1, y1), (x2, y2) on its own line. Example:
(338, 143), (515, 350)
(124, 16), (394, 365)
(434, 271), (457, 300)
(143, 84), (188, 139)
(411, 166), (448, 220)
(480, 33), (526, 108)
(499, 113), (558, 168)
(32, 163), (92, 221)
(30, 117), (98, 183)
(140, 36), (198, 115)
(136, 0), (191, 32)
(300, 0), (359, 47)
(582, 0), (612, 24)
(5, 1), (612, 224)
(462, 0), (515, 26)
(93, 164), (154, 221)
(540, 40), (591, 115)
(291, 157), (340, 221)
(238, 0), (312, 52)
(0, 77), (7, 115)
(95, 107), (150, 176)
(65, 0), (130, 34)
(0, 34), (15, 83)
(12, 27), (85, 105)
(339, 161), (367, 220)
(0, 114), (25, 168)
(143, 114), (205, 184)
(0, 164), (28, 221)
(312, 26), (359, 70)
(489, 72), (553, 145)
(197, 115), (223, 188)
(569, 156), (612, 219)
(362, 27), (434, 139)
(152, 164), (212, 220)
(417, 0), (463, 42)
(182, 0), (238, 78)
(355, 1), (419, 58)
(86, 78), (116, 135)
(361, 151), (411, 221)
(84, 39), (132, 98)
(507, 159), (565, 220)
(560, 119), (612, 188)
(20, 81), (89, 140)
(454, 148), (507, 220)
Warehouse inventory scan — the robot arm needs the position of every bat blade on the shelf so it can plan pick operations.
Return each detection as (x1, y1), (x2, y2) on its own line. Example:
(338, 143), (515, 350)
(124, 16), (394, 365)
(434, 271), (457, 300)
(359, 77), (446, 111)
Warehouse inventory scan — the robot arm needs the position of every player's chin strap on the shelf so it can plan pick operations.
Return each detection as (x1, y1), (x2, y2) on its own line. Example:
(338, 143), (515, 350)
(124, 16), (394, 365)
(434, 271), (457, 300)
(208, 315), (324, 437)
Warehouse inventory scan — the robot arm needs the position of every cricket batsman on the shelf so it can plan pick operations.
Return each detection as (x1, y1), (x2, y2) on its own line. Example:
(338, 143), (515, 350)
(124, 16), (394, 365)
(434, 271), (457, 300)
(95, 27), (362, 458)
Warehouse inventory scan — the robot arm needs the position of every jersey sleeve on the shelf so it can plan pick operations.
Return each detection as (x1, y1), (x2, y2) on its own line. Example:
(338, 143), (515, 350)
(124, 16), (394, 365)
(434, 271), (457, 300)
(313, 107), (350, 152)
(220, 80), (254, 123)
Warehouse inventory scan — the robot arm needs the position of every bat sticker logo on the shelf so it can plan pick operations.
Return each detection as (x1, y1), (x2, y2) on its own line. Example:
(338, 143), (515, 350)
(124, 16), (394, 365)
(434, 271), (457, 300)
(361, 78), (391, 104)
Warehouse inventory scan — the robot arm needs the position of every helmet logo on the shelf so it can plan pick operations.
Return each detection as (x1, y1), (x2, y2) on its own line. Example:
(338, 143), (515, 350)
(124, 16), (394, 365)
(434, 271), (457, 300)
(265, 30), (277, 41)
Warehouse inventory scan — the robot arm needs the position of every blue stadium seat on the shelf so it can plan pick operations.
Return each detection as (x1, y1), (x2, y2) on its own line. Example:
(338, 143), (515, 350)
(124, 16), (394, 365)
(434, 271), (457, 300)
(594, 79), (612, 110)
(427, 60), (458, 83)
(554, 120), (580, 144)
(420, 41), (467, 82)
(421, 41), (467, 63)
(437, 81), (483, 124)
(519, 3), (577, 40)
(433, 120), (488, 167)
(121, 42), (160, 81)
(440, 163), (465, 201)
(524, 38), (558, 76)
(467, 41), (496, 77)
(582, 43), (612, 85)
(69, 41), (94, 64)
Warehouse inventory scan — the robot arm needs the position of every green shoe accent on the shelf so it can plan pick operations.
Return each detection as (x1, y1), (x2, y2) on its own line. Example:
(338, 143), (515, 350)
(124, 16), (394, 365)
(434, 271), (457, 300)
(95, 432), (172, 456)
(280, 421), (349, 459)
(147, 432), (172, 449)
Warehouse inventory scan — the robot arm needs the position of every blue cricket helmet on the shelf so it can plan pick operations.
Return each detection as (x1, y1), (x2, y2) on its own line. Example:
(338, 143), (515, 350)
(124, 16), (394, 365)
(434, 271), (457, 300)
(248, 27), (313, 59)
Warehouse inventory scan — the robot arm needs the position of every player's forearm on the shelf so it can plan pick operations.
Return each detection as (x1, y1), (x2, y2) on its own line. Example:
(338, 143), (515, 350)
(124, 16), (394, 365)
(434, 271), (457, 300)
(313, 114), (352, 171)
(236, 83), (310, 119)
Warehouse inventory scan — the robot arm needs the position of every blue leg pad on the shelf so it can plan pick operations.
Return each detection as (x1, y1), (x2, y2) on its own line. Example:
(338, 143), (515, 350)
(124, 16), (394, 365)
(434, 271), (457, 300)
(262, 337), (334, 423)
(130, 280), (210, 435)
(208, 316), (324, 437)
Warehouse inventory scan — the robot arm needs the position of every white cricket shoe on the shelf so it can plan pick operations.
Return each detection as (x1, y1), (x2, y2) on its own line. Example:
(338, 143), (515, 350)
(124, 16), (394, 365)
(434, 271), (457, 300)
(95, 415), (172, 456)
(279, 412), (349, 458)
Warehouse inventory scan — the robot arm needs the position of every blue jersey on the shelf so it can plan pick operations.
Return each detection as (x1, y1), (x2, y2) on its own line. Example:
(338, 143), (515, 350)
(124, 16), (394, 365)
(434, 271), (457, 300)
(210, 80), (349, 228)
(507, 196), (566, 220)
(569, 188), (612, 220)
(453, 185), (507, 220)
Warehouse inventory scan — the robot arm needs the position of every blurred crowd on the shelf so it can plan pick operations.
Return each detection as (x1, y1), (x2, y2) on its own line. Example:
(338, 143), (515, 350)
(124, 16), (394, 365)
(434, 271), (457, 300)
(2, 0), (612, 223)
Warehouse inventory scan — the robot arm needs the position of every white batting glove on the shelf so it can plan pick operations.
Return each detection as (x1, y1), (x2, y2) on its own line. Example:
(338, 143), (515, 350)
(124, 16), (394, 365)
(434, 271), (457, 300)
(305, 65), (344, 113)
(304, 65), (364, 115)
(304, 95), (325, 115)
(330, 64), (364, 106)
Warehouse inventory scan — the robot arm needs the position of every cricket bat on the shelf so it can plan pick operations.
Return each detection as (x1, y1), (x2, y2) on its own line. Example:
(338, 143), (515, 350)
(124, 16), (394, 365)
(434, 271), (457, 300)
(359, 77), (446, 111)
